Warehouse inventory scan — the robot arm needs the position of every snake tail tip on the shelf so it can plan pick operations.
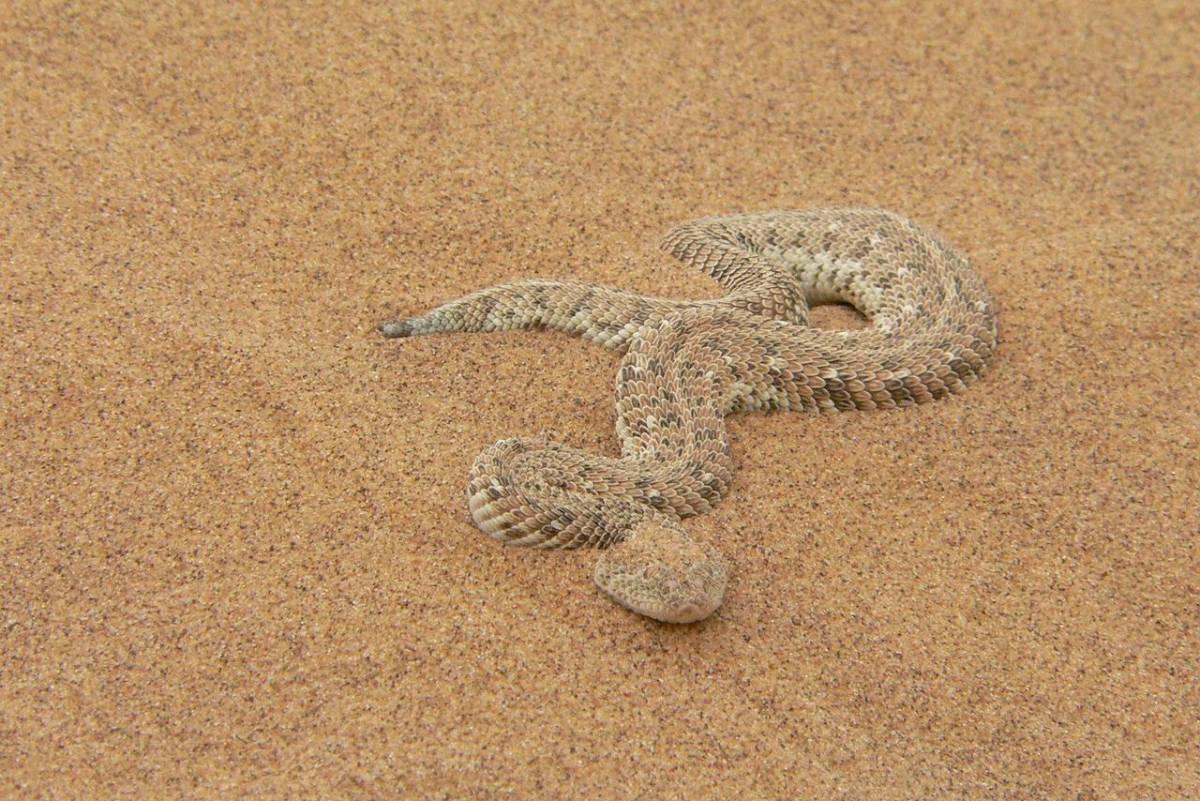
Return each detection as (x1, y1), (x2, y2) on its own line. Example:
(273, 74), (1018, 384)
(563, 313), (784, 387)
(379, 320), (413, 338)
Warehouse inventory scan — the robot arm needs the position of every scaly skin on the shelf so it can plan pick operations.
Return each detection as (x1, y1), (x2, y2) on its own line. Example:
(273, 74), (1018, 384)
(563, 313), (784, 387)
(382, 209), (998, 622)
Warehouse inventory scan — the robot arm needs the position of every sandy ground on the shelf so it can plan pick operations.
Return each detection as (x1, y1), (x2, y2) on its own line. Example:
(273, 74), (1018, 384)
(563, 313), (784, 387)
(2, 1), (1197, 799)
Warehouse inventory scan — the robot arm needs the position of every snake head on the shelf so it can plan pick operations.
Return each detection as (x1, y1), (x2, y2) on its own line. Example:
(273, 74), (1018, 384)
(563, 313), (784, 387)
(593, 517), (729, 624)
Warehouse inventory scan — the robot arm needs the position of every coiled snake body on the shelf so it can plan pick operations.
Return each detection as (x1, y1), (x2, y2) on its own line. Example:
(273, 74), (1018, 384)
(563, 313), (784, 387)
(382, 209), (997, 622)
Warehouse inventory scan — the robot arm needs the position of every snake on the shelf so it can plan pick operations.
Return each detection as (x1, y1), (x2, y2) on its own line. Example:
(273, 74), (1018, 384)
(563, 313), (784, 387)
(380, 209), (998, 623)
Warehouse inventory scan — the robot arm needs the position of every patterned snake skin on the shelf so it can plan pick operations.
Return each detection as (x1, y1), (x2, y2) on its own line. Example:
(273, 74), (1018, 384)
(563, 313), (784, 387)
(381, 209), (998, 622)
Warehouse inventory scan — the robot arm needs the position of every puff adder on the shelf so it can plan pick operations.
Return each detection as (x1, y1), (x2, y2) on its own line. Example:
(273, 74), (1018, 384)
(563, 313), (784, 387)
(381, 209), (998, 623)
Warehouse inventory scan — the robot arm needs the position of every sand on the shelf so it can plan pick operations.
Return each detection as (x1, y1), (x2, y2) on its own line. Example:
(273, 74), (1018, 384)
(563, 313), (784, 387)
(2, 1), (1197, 798)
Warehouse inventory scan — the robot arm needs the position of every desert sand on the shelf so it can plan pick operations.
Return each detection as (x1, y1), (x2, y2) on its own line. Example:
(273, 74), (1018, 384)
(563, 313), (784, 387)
(2, 1), (1197, 799)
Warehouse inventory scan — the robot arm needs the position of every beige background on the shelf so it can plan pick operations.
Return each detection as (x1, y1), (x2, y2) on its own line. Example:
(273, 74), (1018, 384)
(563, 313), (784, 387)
(2, 1), (1197, 799)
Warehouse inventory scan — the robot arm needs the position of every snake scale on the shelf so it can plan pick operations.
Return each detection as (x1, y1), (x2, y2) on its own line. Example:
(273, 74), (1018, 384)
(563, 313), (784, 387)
(381, 209), (998, 622)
